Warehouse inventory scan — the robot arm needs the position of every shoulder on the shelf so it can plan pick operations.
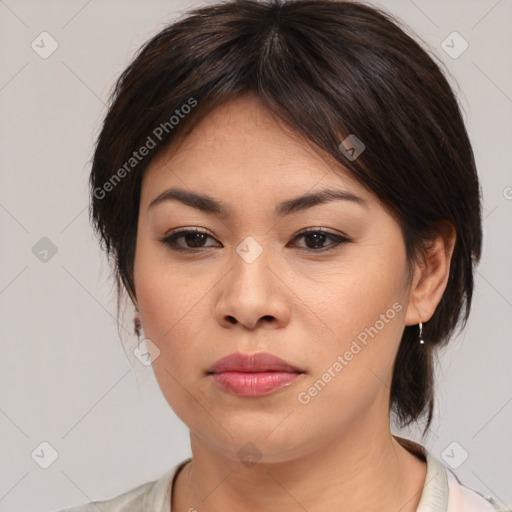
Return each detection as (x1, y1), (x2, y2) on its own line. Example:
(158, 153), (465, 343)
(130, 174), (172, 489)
(393, 436), (509, 512)
(53, 479), (155, 512)
(53, 459), (191, 512)
(446, 469), (511, 512)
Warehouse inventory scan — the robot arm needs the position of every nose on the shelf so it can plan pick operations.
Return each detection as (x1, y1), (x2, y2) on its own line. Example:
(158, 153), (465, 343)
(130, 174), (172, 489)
(214, 244), (291, 330)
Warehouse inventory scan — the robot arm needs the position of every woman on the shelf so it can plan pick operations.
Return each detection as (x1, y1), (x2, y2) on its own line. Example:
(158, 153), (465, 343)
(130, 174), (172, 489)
(57, 0), (507, 510)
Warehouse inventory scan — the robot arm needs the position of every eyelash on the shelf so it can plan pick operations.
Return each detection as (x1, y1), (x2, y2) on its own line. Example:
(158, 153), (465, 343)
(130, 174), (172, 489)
(159, 227), (351, 253)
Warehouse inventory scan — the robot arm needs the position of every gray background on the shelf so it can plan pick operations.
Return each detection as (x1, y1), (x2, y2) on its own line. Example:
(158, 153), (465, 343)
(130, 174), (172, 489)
(0, 0), (511, 510)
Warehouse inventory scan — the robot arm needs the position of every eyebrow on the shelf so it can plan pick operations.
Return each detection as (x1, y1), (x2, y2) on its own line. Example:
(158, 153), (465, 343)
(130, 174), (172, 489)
(148, 186), (367, 217)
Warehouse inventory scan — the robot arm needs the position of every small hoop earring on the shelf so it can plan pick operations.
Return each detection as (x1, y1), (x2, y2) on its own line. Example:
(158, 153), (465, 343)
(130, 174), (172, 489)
(418, 320), (425, 344)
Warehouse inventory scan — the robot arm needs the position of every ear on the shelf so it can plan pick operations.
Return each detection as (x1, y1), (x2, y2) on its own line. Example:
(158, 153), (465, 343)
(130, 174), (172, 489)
(404, 220), (456, 326)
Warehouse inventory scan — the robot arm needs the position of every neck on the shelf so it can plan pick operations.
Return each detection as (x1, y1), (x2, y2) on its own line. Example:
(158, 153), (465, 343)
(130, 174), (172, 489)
(173, 418), (427, 512)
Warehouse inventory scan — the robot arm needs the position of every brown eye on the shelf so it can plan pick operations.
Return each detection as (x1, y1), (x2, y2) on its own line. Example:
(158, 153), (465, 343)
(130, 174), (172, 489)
(161, 229), (219, 251)
(291, 229), (351, 252)
(160, 228), (351, 253)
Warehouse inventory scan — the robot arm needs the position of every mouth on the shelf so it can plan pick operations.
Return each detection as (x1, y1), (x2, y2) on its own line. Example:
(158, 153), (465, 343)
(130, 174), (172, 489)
(206, 352), (305, 397)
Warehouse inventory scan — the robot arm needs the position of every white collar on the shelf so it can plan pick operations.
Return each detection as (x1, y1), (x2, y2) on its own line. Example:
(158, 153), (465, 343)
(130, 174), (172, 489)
(148, 437), (503, 512)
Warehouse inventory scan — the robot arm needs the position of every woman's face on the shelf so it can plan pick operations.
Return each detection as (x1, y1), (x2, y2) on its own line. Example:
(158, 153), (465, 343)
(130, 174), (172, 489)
(134, 94), (414, 462)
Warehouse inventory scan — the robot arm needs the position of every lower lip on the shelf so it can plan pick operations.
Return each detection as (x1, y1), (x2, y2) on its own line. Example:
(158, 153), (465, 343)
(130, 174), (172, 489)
(210, 371), (302, 397)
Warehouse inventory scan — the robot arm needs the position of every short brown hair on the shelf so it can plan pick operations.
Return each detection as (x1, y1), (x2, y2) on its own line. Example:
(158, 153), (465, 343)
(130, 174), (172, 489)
(89, 0), (482, 434)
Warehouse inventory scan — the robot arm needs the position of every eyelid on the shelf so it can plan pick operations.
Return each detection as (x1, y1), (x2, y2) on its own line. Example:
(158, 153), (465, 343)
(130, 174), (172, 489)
(290, 228), (351, 250)
(160, 227), (219, 251)
(160, 227), (351, 252)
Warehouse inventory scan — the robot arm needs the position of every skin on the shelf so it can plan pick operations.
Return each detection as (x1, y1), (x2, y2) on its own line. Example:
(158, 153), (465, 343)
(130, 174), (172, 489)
(132, 93), (456, 512)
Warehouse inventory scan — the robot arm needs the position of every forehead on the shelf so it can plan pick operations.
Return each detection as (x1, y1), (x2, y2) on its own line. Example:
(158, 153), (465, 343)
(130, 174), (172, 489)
(140, 95), (369, 207)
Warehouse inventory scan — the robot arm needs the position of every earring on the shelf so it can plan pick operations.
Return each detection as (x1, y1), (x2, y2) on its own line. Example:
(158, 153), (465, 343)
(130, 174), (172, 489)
(418, 321), (425, 344)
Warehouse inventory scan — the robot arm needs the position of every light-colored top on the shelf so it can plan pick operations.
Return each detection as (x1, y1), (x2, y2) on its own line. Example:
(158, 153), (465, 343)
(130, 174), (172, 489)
(54, 436), (509, 512)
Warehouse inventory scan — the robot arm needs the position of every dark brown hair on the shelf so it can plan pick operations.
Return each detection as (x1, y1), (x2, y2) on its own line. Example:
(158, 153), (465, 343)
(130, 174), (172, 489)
(89, 0), (482, 434)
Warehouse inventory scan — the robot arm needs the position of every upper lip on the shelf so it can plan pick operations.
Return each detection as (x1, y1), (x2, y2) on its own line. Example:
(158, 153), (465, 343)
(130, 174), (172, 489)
(207, 352), (304, 374)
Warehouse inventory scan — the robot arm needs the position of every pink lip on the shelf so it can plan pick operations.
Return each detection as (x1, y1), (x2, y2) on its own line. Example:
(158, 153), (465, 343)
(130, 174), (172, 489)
(207, 352), (304, 397)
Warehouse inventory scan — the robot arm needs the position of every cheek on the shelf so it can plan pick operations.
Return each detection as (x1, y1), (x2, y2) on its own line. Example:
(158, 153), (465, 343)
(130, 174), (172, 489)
(135, 264), (207, 365)
(307, 245), (407, 346)
(134, 237), (191, 361)
(134, 255), (212, 423)
(134, 229), (204, 331)
(133, 237), (224, 410)
(297, 235), (409, 396)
